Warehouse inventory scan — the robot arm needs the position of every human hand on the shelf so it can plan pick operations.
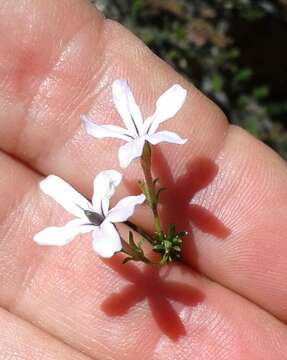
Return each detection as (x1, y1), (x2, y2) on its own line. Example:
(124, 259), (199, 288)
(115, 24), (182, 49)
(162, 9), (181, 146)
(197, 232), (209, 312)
(0, 1), (287, 359)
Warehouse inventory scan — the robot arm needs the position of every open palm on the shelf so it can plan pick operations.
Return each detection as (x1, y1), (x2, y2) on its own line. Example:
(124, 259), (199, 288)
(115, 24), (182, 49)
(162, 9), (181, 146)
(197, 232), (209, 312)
(1, 1), (287, 359)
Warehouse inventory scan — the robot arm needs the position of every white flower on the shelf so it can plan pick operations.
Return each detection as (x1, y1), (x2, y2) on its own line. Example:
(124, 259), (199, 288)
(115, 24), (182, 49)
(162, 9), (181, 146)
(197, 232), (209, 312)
(81, 80), (187, 168)
(33, 170), (145, 258)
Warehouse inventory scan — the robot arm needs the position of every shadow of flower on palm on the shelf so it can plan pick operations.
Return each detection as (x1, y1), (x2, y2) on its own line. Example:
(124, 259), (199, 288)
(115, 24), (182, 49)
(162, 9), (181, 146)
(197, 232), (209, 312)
(101, 149), (230, 341)
(152, 149), (231, 265)
(101, 256), (204, 341)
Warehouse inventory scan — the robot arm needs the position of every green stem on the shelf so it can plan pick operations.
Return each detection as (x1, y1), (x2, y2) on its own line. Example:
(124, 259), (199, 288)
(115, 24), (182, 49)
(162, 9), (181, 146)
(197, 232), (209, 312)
(140, 142), (162, 234)
(119, 235), (151, 264)
(124, 220), (155, 245)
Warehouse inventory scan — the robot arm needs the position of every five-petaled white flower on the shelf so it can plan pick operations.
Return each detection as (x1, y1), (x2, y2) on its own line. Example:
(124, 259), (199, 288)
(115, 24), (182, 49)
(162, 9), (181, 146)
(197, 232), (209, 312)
(33, 170), (145, 257)
(81, 80), (187, 168)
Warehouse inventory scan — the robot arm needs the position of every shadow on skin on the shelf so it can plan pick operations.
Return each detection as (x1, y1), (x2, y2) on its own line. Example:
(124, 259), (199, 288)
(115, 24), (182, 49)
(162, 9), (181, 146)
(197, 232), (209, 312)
(101, 256), (204, 341)
(152, 148), (231, 265)
(101, 148), (230, 341)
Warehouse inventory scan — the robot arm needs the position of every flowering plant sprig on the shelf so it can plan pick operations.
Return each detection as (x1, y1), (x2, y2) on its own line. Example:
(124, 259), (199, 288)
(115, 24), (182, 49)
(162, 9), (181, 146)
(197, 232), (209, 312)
(81, 80), (188, 265)
(34, 80), (188, 266)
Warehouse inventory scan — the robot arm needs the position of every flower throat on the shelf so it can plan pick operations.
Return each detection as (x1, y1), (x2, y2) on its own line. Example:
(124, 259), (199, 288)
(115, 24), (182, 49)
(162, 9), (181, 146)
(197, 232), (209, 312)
(84, 210), (104, 226)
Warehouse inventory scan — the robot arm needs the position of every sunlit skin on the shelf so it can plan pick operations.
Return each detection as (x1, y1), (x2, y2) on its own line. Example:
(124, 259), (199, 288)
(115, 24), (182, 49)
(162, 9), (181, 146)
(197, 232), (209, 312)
(0, 1), (287, 359)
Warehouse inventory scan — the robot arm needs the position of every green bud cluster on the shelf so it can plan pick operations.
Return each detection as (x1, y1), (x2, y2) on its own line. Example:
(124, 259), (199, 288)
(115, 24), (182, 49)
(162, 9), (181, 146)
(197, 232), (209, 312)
(152, 225), (187, 265)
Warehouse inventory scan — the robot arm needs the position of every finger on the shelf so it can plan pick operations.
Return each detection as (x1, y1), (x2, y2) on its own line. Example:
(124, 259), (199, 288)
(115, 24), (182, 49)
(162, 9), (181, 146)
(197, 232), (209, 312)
(0, 0), (227, 181)
(1, 0), (287, 324)
(150, 126), (287, 323)
(0, 152), (287, 360)
(0, 308), (91, 360)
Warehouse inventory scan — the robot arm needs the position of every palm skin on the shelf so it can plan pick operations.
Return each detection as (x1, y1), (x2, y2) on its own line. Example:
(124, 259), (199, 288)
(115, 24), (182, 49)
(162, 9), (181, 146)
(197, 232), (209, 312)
(0, 1), (287, 359)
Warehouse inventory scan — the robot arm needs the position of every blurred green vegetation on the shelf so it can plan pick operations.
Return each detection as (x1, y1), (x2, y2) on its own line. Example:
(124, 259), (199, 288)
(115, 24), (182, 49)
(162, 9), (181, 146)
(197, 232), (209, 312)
(91, 0), (287, 159)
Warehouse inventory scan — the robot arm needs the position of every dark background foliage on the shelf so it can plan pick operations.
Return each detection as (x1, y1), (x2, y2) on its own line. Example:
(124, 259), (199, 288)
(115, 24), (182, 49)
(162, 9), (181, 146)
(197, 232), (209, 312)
(91, 0), (287, 159)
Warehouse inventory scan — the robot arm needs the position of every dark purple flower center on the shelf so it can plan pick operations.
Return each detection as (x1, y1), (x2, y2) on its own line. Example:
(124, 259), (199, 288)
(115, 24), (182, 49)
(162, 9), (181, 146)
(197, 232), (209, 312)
(84, 210), (105, 226)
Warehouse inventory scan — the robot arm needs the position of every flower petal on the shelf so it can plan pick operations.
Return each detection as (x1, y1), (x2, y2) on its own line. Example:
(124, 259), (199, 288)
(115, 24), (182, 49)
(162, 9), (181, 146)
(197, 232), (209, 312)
(112, 79), (143, 137)
(143, 84), (187, 134)
(80, 115), (132, 141)
(92, 170), (122, 215)
(106, 194), (145, 223)
(118, 137), (145, 168)
(33, 218), (95, 246)
(92, 220), (122, 257)
(40, 175), (91, 218)
(145, 131), (187, 145)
